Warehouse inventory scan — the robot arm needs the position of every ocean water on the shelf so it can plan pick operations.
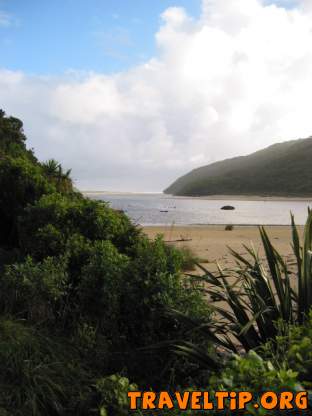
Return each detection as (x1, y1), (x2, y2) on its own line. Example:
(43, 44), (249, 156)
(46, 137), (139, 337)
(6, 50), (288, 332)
(86, 193), (312, 226)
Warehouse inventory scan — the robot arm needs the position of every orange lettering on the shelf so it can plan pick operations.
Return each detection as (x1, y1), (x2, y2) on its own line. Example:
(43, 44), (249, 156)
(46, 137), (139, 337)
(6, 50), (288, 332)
(295, 392), (308, 410)
(261, 392), (278, 410)
(158, 392), (174, 409)
(128, 392), (141, 409)
(142, 392), (156, 409)
(191, 392), (202, 410)
(215, 392), (228, 409)
(280, 391), (294, 409)
(175, 392), (190, 409)
(203, 392), (213, 410)
(238, 391), (253, 409)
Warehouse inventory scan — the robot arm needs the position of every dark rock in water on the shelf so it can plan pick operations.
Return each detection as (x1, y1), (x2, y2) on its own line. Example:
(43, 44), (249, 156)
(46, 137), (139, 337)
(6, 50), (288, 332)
(221, 205), (235, 210)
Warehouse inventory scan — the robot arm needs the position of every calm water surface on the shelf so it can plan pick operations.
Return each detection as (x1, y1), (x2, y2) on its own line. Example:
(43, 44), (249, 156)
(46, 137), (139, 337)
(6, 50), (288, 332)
(86, 193), (312, 226)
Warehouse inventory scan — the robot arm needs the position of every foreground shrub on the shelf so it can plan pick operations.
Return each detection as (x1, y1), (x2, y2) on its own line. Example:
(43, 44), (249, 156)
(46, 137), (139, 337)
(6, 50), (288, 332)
(19, 193), (140, 259)
(262, 311), (312, 389)
(104, 236), (211, 387)
(209, 350), (301, 393)
(169, 212), (312, 407)
(78, 240), (129, 330)
(0, 256), (68, 323)
(184, 211), (312, 352)
(0, 318), (84, 416)
(93, 374), (138, 416)
(123, 348), (308, 416)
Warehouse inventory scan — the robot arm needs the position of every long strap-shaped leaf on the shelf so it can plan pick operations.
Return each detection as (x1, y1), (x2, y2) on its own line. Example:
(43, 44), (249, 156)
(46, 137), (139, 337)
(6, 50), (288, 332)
(219, 271), (261, 350)
(301, 210), (312, 320)
(259, 226), (290, 320)
(291, 212), (304, 322)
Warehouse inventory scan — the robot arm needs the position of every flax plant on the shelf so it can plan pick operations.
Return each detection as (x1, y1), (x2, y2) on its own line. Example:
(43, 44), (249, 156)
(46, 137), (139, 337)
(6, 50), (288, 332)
(174, 211), (312, 355)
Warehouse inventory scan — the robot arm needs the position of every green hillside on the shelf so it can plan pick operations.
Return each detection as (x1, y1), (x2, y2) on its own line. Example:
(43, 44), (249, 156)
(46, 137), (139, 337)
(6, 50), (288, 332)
(164, 137), (312, 196)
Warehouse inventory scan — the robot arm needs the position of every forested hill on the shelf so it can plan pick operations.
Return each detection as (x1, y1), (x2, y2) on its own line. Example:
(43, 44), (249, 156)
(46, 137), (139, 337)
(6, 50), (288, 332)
(164, 137), (312, 197)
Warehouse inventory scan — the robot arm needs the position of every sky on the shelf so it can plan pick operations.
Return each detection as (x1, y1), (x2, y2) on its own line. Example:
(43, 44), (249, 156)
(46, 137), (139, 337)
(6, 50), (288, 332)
(1, 0), (312, 191)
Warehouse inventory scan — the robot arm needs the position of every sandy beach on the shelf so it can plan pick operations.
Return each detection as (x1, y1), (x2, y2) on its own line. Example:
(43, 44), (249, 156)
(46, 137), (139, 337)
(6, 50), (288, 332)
(143, 225), (304, 272)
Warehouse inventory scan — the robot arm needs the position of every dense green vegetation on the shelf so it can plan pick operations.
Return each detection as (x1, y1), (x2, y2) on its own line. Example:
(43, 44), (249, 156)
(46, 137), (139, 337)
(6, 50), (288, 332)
(1, 110), (312, 415)
(164, 137), (312, 196)
(0, 110), (211, 415)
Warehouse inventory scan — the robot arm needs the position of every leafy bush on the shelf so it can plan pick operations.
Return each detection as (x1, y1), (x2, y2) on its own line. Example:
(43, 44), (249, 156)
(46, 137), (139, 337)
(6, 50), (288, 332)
(176, 245), (198, 271)
(261, 311), (312, 389)
(87, 375), (139, 416)
(19, 192), (140, 259)
(154, 350), (307, 416)
(0, 156), (54, 248)
(121, 236), (210, 345)
(0, 256), (68, 323)
(77, 240), (129, 330)
(209, 350), (301, 393)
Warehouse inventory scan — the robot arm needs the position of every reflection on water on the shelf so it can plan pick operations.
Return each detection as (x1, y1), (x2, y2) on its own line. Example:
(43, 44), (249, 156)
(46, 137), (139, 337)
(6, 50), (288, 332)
(85, 193), (312, 226)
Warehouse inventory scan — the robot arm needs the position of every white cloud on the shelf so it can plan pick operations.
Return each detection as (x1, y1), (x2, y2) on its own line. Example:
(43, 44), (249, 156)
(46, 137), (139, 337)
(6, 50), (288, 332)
(1, 0), (312, 191)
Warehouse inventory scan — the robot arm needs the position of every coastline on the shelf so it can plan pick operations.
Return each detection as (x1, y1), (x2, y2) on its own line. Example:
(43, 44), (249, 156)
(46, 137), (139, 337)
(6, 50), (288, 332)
(82, 191), (312, 202)
(164, 194), (312, 202)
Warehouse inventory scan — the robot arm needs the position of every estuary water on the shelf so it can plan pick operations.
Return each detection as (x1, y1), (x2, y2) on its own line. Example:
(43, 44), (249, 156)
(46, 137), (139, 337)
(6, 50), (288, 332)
(85, 193), (312, 226)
